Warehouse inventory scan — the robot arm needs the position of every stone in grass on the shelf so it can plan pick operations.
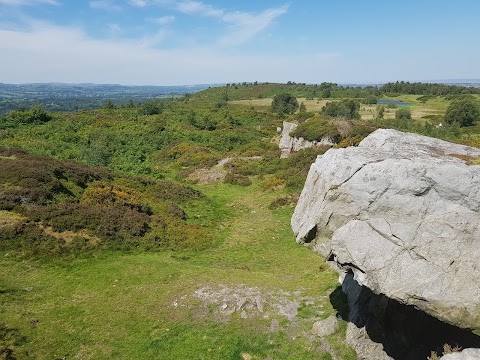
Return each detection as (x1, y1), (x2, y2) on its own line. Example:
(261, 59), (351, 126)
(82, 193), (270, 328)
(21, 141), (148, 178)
(312, 315), (339, 337)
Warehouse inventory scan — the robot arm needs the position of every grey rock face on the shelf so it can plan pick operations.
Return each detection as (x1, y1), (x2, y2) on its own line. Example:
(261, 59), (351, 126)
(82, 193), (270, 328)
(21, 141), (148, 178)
(292, 129), (480, 330)
(311, 315), (339, 337)
(279, 121), (335, 158)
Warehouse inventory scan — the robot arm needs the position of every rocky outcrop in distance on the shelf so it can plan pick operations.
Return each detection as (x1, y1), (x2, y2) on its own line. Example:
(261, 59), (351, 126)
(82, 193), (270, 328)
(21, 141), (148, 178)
(292, 129), (480, 358)
(279, 121), (335, 158)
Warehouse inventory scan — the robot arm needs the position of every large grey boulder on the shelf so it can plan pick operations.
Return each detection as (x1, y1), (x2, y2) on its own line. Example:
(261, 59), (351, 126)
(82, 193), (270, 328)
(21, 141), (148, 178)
(292, 129), (480, 330)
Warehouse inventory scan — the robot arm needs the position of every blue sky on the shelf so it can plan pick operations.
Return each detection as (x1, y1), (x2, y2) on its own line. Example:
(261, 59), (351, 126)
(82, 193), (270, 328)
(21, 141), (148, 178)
(0, 0), (479, 85)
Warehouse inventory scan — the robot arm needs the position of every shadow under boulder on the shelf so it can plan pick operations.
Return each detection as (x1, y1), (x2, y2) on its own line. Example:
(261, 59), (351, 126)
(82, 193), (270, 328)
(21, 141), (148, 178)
(330, 273), (480, 360)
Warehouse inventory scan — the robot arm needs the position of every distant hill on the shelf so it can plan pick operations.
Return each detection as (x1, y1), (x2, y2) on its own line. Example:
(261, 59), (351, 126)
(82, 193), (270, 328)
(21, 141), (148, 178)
(2, 80), (479, 114)
(0, 82), (221, 113)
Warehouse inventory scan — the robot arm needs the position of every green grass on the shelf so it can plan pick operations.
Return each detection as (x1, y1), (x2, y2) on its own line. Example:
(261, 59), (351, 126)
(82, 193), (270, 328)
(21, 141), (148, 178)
(0, 181), (345, 359)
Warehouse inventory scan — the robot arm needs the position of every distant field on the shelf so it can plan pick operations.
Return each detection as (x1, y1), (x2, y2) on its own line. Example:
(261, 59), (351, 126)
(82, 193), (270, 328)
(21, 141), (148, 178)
(231, 98), (331, 112)
(232, 95), (450, 122)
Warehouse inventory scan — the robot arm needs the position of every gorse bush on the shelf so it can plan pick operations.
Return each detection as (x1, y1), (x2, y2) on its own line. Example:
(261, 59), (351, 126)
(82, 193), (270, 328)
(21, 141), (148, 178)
(264, 177), (286, 190)
(289, 117), (341, 142)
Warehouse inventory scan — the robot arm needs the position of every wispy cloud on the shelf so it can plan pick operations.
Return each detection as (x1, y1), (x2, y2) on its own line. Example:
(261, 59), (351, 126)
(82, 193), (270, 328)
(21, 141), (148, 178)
(128, 0), (146, 7)
(176, 1), (223, 17)
(0, 0), (57, 5)
(173, 1), (288, 46)
(220, 5), (288, 46)
(0, 22), (339, 85)
(122, 1), (288, 46)
(89, 0), (122, 11)
(152, 15), (175, 26)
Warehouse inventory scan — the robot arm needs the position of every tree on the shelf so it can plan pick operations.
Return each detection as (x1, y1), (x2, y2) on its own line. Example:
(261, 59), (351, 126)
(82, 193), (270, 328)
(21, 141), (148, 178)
(271, 93), (299, 115)
(321, 99), (360, 120)
(395, 108), (411, 120)
(445, 98), (480, 127)
(299, 102), (307, 112)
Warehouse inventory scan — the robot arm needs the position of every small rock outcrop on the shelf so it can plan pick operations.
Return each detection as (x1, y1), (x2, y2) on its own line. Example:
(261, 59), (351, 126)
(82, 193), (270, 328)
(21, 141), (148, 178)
(292, 128), (480, 331)
(311, 316), (339, 337)
(279, 121), (335, 158)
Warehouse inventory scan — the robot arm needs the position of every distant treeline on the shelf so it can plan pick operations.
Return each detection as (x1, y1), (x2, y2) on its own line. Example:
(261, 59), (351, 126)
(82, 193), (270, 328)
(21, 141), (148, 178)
(279, 81), (480, 96)
(380, 81), (480, 95)
(222, 81), (480, 100)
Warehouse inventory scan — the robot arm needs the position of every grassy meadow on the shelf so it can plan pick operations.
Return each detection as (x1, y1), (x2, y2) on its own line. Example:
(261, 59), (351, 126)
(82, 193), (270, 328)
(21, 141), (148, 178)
(1, 82), (479, 359)
(1, 181), (353, 359)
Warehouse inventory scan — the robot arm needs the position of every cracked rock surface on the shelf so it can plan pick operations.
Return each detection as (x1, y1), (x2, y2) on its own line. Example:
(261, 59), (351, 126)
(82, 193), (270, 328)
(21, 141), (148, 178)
(292, 129), (480, 330)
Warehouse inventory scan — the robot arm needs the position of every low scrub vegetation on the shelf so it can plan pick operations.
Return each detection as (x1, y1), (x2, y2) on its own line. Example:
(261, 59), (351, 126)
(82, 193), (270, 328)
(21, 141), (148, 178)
(0, 148), (212, 257)
(289, 116), (341, 142)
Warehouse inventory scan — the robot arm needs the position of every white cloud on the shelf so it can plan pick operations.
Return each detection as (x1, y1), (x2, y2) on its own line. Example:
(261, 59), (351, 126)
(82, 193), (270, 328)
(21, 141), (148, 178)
(89, 0), (122, 11)
(153, 15), (175, 26)
(0, 23), (339, 85)
(173, 1), (288, 46)
(0, 0), (57, 5)
(220, 5), (288, 46)
(128, 0), (146, 7)
(176, 1), (223, 17)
